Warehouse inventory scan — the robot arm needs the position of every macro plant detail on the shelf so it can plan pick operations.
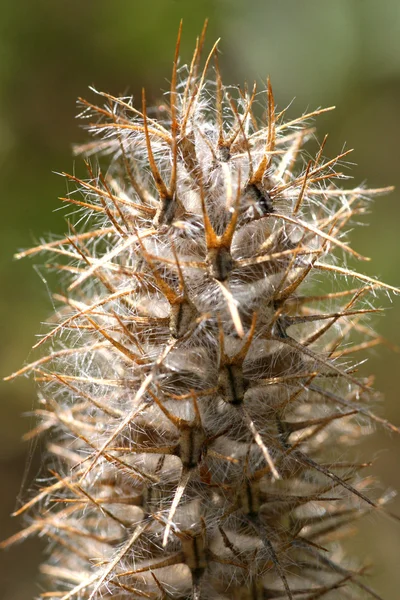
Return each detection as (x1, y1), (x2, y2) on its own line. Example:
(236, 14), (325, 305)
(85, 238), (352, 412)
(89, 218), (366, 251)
(3, 21), (400, 600)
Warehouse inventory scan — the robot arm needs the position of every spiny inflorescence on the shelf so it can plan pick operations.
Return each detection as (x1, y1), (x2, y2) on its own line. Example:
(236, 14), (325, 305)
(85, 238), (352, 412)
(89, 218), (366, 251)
(4, 22), (400, 600)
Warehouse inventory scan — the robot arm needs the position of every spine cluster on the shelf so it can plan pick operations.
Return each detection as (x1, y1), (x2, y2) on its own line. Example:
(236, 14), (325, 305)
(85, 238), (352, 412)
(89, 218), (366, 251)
(4, 23), (399, 600)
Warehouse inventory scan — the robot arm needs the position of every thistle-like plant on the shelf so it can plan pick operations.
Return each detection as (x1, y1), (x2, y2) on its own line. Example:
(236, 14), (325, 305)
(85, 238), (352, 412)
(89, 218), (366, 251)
(3, 22), (399, 600)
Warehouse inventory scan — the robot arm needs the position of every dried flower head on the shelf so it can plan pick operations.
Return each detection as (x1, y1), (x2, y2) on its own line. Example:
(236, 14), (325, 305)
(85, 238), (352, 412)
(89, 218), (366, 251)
(3, 21), (399, 600)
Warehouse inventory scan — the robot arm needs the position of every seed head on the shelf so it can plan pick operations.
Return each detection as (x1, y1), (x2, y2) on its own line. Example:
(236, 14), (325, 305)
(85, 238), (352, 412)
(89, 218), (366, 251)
(3, 21), (399, 600)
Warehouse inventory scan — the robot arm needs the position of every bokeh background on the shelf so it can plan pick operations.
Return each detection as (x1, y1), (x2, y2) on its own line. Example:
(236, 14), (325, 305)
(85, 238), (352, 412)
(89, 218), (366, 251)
(1, 1), (400, 598)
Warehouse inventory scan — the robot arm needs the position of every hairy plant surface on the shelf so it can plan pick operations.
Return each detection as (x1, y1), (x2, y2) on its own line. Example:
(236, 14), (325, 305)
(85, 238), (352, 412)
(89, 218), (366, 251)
(3, 22), (399, 600)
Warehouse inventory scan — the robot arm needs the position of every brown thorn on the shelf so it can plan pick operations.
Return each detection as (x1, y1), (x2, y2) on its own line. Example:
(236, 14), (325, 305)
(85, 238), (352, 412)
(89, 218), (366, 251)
(32, 287), (140, 349)
(115, 135), (156, 213)
(59, 196), (107, 213)
(314, 262), (400, 294)
(53, 373), (123, 418)
(198, 177), (219, 247)
(142, 88), (170, 199)
(273, 231), (314, 301)
(271, 333), (373, 393)
(67, 227), (156, 292)
(226, 82), (258, 148)
(148, 388), (184, 429)
(182, 18), (209, 113)
(83, 315), (145, 364)
(275, 105), (336, 133)
(98, 171), (131, 234)
(169, 20), (182, 196)
(303, 286), (372, 347)
(82, 89), (170, 136)
(133, 225), (179, 304)
(232, 311), (258, 364)
(15, 227), (114, 260)
(269, 211), (369, 261)
(251, 77), (276, 184)
(214, 51), (225, 147)
(293, 159), (312, 215)
(230, 93), (255, 177)
(314, 133), (329, 169)
(181, 38), (220, 135)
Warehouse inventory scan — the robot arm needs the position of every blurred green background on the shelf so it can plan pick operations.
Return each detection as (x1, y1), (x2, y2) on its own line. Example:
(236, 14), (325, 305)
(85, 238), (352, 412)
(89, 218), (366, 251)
(1, 1), (399, 598)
